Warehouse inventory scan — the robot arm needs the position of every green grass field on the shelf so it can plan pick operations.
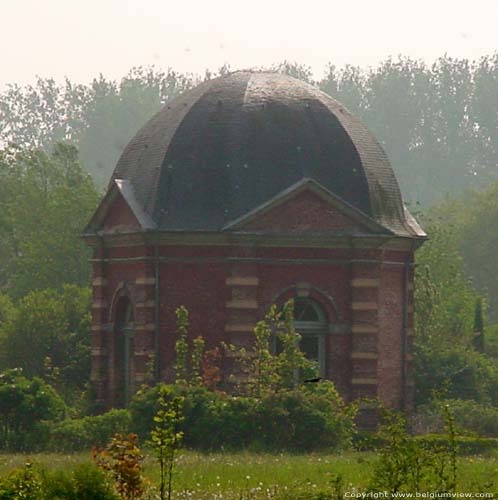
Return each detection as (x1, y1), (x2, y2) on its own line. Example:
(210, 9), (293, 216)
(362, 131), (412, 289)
(1, 451), (498, 499)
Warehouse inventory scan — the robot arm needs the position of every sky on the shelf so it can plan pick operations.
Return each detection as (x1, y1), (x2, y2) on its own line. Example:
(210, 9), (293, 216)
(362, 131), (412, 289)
(1, 0), (498, 88)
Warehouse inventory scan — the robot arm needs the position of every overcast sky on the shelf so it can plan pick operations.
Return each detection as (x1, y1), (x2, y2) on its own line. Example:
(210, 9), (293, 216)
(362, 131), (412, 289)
(2, 0), (498, 88)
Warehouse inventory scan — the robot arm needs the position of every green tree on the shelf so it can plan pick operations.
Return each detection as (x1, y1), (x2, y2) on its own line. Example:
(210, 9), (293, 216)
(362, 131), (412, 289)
(415, 216), (480, 343)
(0, 285), (91, 400)
(148, 386), (184, 500)
(0, 143), (100, 297)
(412, 214), (498, 406)
(0, 368), (66, 450)
(0, 68), (195, 188)
(230, 300), (317, 397)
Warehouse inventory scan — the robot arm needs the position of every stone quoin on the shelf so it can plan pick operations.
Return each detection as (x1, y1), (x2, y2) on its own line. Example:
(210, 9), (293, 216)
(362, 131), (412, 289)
(83, 71), (426, 414)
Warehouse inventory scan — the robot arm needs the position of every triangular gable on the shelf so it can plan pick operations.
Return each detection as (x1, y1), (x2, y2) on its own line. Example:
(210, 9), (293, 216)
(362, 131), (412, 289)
(223, 178), (391, 234)
(84, 179), (156, 234)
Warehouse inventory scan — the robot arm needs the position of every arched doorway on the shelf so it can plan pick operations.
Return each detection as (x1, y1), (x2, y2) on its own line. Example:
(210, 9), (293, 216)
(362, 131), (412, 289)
(113, 296), (134, 406)
(293, 298), (328, 377)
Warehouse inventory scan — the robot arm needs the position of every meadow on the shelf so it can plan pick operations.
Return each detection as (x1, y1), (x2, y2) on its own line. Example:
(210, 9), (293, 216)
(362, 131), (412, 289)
(1, 451), (498, 499)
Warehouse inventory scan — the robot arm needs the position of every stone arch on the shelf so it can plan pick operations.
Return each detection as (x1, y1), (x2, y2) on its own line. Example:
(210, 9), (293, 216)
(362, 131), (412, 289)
(108, 281), (136, 324)
(271, 284), (341, 322)
(271, 284), (343, 378)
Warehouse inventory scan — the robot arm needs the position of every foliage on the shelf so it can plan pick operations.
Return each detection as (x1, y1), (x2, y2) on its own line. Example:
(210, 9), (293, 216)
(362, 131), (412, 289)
(412, 214), (498, 406)
(130, 381), (355, 452)
(201, 347), (222, 391)
(429, 182), (498, 319)
(173, 306), (189, 384)
(173, 307), (221, 390)
(129, 383), (254, 449)
(414, 342), (498, 407)
(49, 409), (132, 452)
(0, 369), (66, 451)
(40, 463), (119, 500)
(4, 57), (498, 207)
(0, 143), (99, 298)
(191, 336), (205, 386)
(93, 433), (147, 500)
(0, 285), (91, 399)
(414, 216), (481, 344)
(0, 68), (196, 188)
(318, 56), (496, 207)
(473, 298), (485, 352)
(414, 398), (498, 438)
(0, 462), (118, 500)
(413, 435), (498, 456)
(368, 407), (457, 496)
(0, 294), (15, 364)
(148, 385), (184, 500)
(484, 323), (498, 357)
(0, 462), (42, 500)
(229, 300), (318, 397)
(254, 382), (356, 451)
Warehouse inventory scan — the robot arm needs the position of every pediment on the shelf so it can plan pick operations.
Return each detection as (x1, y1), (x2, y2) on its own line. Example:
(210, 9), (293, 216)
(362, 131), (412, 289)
(224, 179), (389, 235)
(84, 179), (156, 234)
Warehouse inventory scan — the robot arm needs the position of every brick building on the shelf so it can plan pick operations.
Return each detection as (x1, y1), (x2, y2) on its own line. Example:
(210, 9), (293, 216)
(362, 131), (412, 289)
(84, 71), (425, 409)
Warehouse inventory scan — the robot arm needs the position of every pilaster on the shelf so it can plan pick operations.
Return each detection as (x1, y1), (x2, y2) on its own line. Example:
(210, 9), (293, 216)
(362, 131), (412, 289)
(350, 253), (381, 401)
(132, 254), (157, 388)
(90, 243), (109, 406)
(225, 265), (260, 348)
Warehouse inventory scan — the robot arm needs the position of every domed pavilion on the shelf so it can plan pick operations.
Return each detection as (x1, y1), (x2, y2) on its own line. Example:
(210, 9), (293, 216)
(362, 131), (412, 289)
(84, 71), (425, 411)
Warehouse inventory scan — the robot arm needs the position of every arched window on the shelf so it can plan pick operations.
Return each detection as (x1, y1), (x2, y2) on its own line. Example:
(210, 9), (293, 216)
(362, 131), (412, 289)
(114, 296), (134, 406)
(293, 298), (328, 377)
(272, 297), (328, 377)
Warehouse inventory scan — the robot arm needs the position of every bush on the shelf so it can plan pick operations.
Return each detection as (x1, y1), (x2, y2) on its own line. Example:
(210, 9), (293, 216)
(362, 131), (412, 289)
(368, 409), (459, 494)
(49, 409), (132, 452)
(414, 399), (498, 438)
(414, 434), (498, 455)
(414, 343), (498, 407)
(255, 383), (355, 451)
(130, 381), (355, 452)
(0, 463), (42, 500)
(130, 384), (257, 449)
(0, 463), (118, 500)
(0, 369), (66, 451)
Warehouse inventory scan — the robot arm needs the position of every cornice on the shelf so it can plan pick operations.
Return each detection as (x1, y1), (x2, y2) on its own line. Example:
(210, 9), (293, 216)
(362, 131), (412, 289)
(82, 229), (421, 251)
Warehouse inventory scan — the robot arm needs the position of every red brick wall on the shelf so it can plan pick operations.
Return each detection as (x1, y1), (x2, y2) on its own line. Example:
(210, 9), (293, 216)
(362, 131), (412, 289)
(103, 194), (140, 231)
(242, 190), (364, 233)
(377, 265), (405, 408)
(89, 188), (416, 410)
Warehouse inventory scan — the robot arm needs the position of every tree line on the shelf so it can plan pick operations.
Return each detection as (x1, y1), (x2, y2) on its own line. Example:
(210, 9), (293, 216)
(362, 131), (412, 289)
(2, 57), (498, 206)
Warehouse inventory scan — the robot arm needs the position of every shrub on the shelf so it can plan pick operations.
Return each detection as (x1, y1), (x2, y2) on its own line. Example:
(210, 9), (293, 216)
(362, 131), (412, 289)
(414, 342), (498, 407)
(49, 409), (132, 452)
(130, 384), (257, 450)
(0, 463), (118, 500)
(0, 462), (41, 500)
(93, 433), (146, 500)
(40, 464), (119, 500)
(130, 381), (355, 452)
(368, 409), (458, 494)
(255, 383), (355, 451)
(0, 369), (66, 451)
(413, 399), (498, 437)
(414, 434), (498, 455)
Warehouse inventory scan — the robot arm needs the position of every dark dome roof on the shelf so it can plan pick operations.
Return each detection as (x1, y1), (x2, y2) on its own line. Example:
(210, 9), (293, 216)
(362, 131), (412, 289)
(111, 71), (419, 237)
